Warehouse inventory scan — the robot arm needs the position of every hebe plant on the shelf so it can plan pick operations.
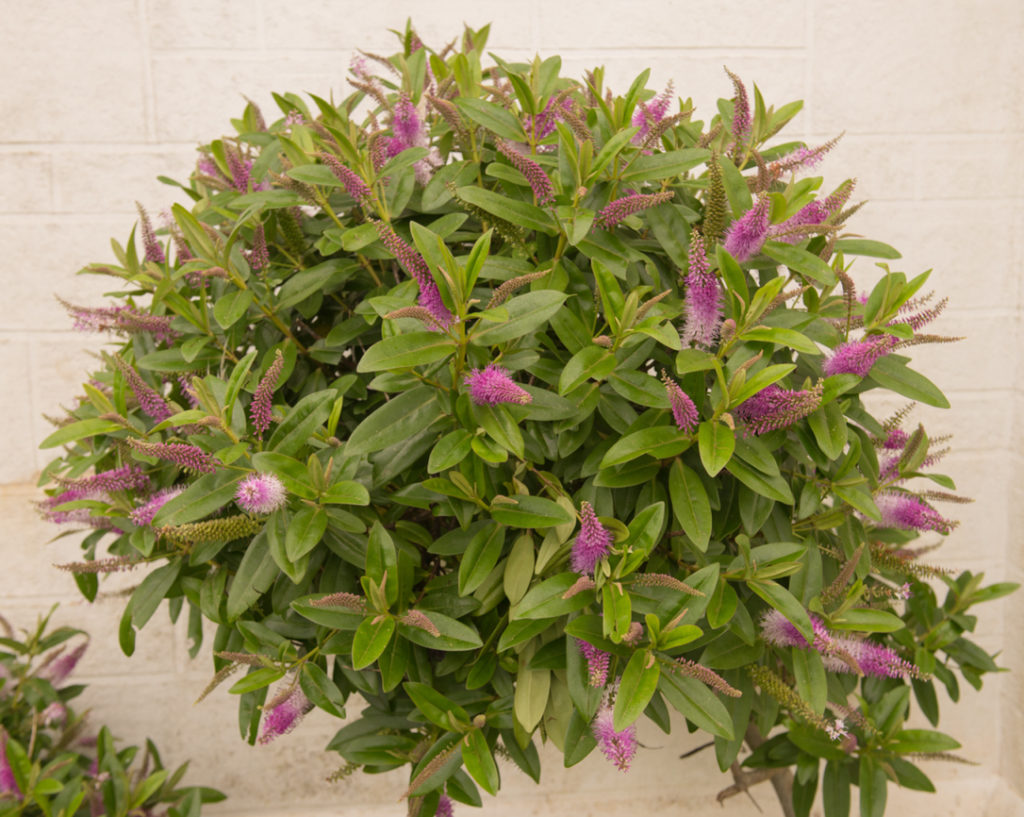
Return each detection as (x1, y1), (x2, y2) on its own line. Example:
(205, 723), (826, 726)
(38, 22), (1016, 817)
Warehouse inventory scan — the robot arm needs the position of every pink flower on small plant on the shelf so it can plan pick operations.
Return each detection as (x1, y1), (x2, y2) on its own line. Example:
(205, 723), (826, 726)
(571, 502), (612, 574)
(592, 692), (637, 771)
(464, 364), (532, 406)
(236, 473), (287, 515)
(258, 686), (313, 744)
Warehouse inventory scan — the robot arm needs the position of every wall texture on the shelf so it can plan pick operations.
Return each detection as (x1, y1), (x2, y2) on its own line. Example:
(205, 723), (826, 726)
(2, 1), (1022, 815)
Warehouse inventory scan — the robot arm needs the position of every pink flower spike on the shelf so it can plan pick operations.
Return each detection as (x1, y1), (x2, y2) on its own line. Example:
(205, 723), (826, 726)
(592, 696), (637, 772)
(823, 336), (896, 377)
(875, 491), (956, 534)
(734, 382), (822, 436)
(571, 502), (613, 575)
(723, 194), (771, 262)
(436, 793), (454, 817)
(1, 728), (20, 797)
(236, 473), (287, 515)
(250, 351), (284, 438)
(681, 230), (723, 348)
(258, 686), (313, 744)
(136, 202), (165, 264)
(130, 486), (185, 527)
(45, 641), (88, 686)
(464, 364), (532, 406)
(495, 139), (554, 205)
(577, 640), (610, 687)
(661, 372), (698, 433)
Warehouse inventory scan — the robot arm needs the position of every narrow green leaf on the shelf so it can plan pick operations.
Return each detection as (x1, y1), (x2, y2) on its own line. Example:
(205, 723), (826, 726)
(352, 616), (395, 670)
(668, 458), (711, 550)
(462, 730), (500, 796)
(698, 420), (735, 476)
(357, 332), (456, 372)
(613, 650), (660, 731)
(346, 386), (444, 456)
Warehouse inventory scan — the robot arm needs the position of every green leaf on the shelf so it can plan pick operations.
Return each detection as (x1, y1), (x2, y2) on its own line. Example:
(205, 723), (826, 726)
(658, 672), (734, 739)
(698, 420), (735, 476)
(320, 480), (370, 505)
(397, 611), (482, 651)
(742, 326), (821, 356)
(39, 418), (125, 449)
(469, 290), (568, 345)
(459, 522), (504, 596)
(514, 657), (550, 731)
(833, 239), (901, 259)
(229, 667), (285, 695)
(504, 534), (536, 606)
(268, 390), (335, 457)
(621, 148), (710, 182)
(613, 650), (660, 731)
(868, 356), (950, 408)
(807, 401), (848, 460)
(404, 681), (470, 729)
(130, 561), (181, 628)
(352, 616), (395, 670)
(428, 429), (473, 472)
(226, 530), (279, 619)
(455, 97), (526, 140)
(462, 731), (500, 796)
(513, 573), (595, 620)
(668, 459), (711, 551)
(213, 289), (253, 329)
(285, 506), (327, 561)
(357, 332), (456, 372)
(823, 760), (851, 817)
(762, 241), (837, 286)
(748, 579), (814, 644)
(346, 386), (444, 456)
(830, 609), (904, 633)
(858, 756), (887, 817)
(455, 185), (556, 235)
(300, 662), (347, 718)
(726, 458), (794, 504)
(600, 427), (692, 468)
(558, 346), (616, 394)
(491, 495), (574, 528)
(792, 647), (827, 715)
(888, 729), (961, 755)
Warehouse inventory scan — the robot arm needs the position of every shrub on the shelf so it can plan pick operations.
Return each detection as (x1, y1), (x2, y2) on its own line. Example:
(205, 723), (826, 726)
(37, 21), (1015, 817)
(0, 607), (222, 816)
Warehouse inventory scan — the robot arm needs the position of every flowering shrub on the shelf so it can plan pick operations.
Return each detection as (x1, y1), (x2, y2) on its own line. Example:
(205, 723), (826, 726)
(37, 22), (1016, 817)
(0, 607), (221, 816)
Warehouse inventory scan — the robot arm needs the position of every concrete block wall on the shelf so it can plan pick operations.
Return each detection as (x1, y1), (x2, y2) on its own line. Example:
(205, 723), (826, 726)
(2, 1), (1021, 814)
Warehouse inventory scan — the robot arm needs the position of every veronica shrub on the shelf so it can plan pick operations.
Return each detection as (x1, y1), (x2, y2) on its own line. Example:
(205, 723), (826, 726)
(37, 22), (1015, 817)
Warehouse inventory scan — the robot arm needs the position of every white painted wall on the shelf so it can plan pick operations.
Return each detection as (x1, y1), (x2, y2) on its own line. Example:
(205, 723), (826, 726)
(2, 1), (1022, 814)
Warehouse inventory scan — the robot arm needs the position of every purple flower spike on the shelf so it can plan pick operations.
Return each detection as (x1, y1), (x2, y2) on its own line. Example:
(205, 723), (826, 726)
(62, 300), (178, 345)
(726, 68), (751, 141)
(128, 439), (217, 473)
(723, 194), (771, 262)
(592, 696), (637, 772)
(464, 364), (532, 406)
(823, 336), (896, 377)
(495, 139), (554, 205)
(681, 230), (723, 348)
(236, 473), (287, 515)
(113, 357), (172, 422)
(595, 191), (674, 230)
(824, 639), (918, 679)
(875, 491), (956, 534)
(571, 502), (612, 575)
(631, 82), (673, 145)
(735, 382), (823, 436)
(373, 220), (454, 328)
(136, 202), (165, 264)
(258, 686), (313, 744)
(662, 372), (698, 433)
(436, 793), (455, 817)
(577, 640), (610, 687)
(250, 351), (284, 438)
(249, 224), (269, 271)
(1, 729), (20, 797)
(45, 641), (88, 686)
(318, 153), (371, 205)
(130, 486), (185, 527)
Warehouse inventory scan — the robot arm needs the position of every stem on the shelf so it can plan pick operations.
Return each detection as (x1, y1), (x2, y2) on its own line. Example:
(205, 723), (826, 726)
(744, 723), (796, 817)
